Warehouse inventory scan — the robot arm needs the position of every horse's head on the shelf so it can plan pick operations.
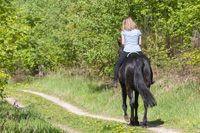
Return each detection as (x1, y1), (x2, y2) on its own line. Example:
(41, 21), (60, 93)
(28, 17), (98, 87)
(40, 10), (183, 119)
(118, 40), (123, 56)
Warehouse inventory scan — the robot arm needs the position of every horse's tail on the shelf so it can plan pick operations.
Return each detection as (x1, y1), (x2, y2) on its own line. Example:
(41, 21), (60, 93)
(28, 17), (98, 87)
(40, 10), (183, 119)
(134, 59), (157, 107)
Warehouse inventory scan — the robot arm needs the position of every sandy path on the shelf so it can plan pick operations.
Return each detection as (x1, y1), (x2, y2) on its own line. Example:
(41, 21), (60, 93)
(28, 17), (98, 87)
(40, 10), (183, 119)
(21, 90), (180, 133)
(6, 97), (26, 109)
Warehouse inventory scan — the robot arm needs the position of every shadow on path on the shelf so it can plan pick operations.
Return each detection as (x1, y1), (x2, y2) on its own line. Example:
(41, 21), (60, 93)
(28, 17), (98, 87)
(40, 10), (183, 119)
(148, 119), (164, 127)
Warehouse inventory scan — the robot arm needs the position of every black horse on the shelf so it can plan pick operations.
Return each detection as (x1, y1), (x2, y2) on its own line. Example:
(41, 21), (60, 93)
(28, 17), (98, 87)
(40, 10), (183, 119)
(117, 42), (157, 127)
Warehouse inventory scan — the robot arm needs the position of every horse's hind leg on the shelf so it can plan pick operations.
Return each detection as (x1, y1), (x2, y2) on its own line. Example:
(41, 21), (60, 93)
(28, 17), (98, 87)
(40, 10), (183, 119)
(127, 87), (135, 126)
(134, 91), (139, 126)
(142, 104), (148, 128)
(120, 83), (129, 122)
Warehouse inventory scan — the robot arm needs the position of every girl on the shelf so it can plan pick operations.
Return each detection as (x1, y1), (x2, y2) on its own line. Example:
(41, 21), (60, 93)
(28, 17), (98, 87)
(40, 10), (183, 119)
(110, 17), (143, 88)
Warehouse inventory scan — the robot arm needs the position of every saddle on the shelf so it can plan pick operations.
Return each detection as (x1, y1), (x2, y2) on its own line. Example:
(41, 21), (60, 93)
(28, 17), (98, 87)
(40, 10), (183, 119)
(127, 52), (142, 57)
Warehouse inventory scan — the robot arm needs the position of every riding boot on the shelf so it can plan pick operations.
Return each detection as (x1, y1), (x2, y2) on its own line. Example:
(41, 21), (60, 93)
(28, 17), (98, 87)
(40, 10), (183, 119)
(109, 80), (117, 88)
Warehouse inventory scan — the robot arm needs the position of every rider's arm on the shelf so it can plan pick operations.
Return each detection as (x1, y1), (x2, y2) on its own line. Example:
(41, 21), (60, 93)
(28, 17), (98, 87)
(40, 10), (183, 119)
(139, 36), (142, 45)
(121, 35), (125, 48)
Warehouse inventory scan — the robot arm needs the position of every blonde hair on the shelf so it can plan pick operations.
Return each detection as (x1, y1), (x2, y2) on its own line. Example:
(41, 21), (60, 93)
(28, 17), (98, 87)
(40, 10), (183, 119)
(122, 17), (137, 31)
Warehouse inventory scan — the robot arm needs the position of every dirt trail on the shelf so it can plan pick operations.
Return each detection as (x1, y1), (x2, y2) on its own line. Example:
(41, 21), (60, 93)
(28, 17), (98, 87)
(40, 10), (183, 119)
(19, 90), (180, 133)
(6, 97), (26, 109)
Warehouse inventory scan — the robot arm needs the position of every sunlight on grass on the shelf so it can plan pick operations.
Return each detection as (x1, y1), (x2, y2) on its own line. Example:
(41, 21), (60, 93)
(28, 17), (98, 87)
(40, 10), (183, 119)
(148, 81), (200, 132)
(0, 101), (64, 132)
(4, 88), (150, 133)
(6, 72), (200, 132)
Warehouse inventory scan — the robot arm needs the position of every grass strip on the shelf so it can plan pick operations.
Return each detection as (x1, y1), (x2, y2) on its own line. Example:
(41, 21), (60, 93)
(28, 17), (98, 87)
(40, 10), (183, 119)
(0, 101), (64, 133)
(5, 88), (150, 133)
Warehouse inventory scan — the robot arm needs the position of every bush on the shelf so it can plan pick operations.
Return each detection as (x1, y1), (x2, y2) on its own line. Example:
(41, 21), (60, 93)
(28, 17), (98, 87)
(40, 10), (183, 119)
(0, 71), (10, 99)
(0, 0), (28, 98)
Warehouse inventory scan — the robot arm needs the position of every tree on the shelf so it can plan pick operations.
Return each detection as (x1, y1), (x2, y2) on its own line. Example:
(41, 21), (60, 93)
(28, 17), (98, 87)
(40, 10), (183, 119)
(64, 0), (129, 75)
(0, 0), (29, 99)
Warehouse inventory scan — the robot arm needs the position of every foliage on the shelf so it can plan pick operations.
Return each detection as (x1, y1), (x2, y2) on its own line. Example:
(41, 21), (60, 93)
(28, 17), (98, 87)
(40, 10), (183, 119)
(0, 0), (28, 72)
(182, 50), (200, 71)
(0, 71), (10, 99)
(63, 0), (130, 75)
(63, 0), (200, 74)
(14, 0), (70, 74)
(0, 0), (29, 99)
(127, 0), (200, 71)
(143, 30), (171, 68)
(8, 0), (200, 77)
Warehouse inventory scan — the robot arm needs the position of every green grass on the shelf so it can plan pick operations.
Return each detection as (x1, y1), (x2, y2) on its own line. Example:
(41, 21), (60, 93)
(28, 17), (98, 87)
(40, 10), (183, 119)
(148, 82), (200, 131)
(0, 100), (64, 132)
(6, 71), (200, 132)
(4, 88), (149, 133)
(9, 73), (124, 117)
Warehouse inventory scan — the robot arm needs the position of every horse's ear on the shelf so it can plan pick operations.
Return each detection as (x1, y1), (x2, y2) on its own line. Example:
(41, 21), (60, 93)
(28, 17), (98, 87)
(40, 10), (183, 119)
(117, 40), (121, 47)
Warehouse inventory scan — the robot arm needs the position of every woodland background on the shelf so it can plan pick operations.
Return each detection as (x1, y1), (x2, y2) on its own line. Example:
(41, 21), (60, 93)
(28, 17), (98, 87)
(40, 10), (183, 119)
(1, 0), (200, 98)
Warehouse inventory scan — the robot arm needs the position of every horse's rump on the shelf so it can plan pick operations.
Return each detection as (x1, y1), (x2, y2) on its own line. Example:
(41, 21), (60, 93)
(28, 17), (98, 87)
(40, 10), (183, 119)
(119, 54), (156, 107)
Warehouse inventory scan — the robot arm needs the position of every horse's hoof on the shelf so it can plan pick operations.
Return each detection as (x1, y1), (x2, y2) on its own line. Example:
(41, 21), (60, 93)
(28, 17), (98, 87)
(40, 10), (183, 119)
(128, 122), (134, 126)
(128, 121), (140, 127)
(142, 124), (147, 128)
(135, 121), (140, 126)
(124, 115), (130, 123)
